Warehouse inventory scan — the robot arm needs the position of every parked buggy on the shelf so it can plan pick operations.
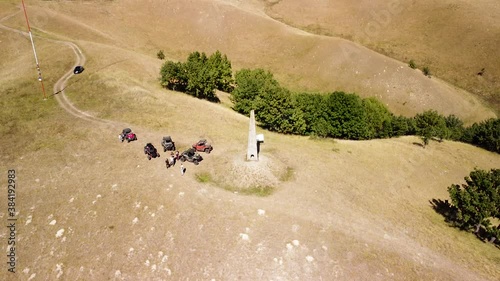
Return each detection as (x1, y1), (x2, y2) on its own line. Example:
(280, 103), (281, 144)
(161, 136), (176, 152)
(144, 143), (160, 160)
(192, 139), (213, 153)
(119, 128), (137, 143)
(179, 148), (203, 165)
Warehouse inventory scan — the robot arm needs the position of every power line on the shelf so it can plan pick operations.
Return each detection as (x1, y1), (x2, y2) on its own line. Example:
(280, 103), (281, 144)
(21, 0), (47, 99)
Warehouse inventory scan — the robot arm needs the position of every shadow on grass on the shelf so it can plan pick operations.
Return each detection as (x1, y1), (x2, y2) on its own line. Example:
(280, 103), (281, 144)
(430, 199), (500, 247)
(412, 142), (425, 148)
(429, 198), (457, 223)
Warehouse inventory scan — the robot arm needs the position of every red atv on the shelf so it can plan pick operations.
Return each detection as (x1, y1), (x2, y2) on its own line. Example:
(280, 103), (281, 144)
(192, 139), (213, 154)
(119, 128), (137, 143)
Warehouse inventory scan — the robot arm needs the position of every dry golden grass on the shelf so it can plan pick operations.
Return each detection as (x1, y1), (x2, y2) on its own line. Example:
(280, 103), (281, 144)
(0, 1), (499, 280)
(5, 0), (495, 124)
(262, 0), (500, 114)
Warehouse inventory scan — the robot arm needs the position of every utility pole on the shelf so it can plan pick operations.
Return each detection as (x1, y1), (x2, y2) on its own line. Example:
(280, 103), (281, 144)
(21, 0), (47, 99)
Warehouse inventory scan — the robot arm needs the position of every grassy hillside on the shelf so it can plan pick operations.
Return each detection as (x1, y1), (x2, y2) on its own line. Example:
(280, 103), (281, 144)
(0, 1), (499, 280)
(4, 0), (495, 124)
(262, 0), (500, 114)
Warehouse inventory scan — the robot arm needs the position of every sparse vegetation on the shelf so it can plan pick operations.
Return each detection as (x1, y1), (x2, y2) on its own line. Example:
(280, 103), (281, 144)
(195, 172), (212, 183)
(221, 184), (275, 197)
(279, 167), (295, 182)
(409, 59), (416, 69)
(157, 50), (165, 60)
(0, 80), (66, 158)
(240, 186), (275, 196)
(423, 66), (431, 77)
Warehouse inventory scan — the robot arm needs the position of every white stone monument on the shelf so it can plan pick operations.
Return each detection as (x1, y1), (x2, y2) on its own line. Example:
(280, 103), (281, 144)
(247, 110), (258, 161)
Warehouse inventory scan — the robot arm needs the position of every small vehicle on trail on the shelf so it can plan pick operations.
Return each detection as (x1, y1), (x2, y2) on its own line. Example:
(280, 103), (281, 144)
(74, 66), (85, 74)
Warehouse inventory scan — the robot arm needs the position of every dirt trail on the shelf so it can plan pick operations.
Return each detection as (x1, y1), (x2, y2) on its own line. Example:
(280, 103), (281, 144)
(0, 9), (112, 125)
(51, 40), (112, 125)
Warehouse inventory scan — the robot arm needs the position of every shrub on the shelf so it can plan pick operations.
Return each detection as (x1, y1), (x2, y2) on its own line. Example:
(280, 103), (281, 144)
(409, 59), (416, 69)
(157, 50), (165, 60)
(423, 66), (431, 77)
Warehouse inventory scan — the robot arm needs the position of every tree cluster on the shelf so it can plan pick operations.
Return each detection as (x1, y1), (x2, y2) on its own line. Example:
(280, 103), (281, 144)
(158, 52), (499, 153)
(159, 51), (233, 102)
(446, 169), (500, 245)
(230, 68), (499, 151)
(230, 69), (305, 134)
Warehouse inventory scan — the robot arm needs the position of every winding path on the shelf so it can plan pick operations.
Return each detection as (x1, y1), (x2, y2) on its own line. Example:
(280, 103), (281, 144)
(51, 40), (112, 124)
(0, 10), (111, 125)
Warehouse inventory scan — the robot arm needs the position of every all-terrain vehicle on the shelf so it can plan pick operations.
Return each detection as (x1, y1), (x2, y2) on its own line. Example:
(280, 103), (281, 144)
(161, 136), (176, 152)
(192, 139), (213, 154)
(144, 143), (160, 160)
(119, 128), (137, 143)
(179, 148), (203, 165)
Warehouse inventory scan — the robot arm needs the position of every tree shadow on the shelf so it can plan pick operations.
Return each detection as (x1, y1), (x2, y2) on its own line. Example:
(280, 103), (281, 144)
(429, 198), (457, 223)
(206, 95), (221, 103)
(430, 199), (500, 247)
(412, 142), (425, 148)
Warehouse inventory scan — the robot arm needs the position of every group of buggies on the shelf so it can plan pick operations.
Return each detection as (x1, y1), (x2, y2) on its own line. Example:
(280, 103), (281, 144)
(119, 128), (213, 168)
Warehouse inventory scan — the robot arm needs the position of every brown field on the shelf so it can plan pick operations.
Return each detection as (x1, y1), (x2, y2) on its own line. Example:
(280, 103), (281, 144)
(261, 0), (500, 115)
(0, 0), (499, 280)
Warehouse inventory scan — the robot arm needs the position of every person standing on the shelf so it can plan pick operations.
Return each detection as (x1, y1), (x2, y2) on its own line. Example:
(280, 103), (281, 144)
(180, 164), (185, 175)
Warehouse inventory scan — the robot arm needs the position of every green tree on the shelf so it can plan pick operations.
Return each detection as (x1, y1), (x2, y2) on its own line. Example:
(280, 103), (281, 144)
(414, 110), (447, 146)
(255, 87), (306, 134)
(208, 50), (234, 92)
(159, 61), (186, 91)
(295, 93), (331, 137)
(447, 169), (500, 235)
(461, 118), (500, 153)
(231, 69), (279, 115)
(184, 51), (218, 101)
(390, 115), (408, 136)
(324, 92), (370, 140)
(444, 114), (464, 141)
(362, 97), (393, 138)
